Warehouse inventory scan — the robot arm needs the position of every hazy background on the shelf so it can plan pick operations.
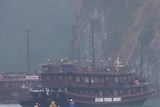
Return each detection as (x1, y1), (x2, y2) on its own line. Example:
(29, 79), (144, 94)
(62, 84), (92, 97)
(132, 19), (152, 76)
(1, 0), (160, 85)
(0, 0), (77, 72)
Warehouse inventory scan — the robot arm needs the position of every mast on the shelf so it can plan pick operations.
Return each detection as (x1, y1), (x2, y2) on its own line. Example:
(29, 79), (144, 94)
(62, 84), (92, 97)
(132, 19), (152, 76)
(91, 20), (95, 69)
(78, 36), (81, 67)
(27, 28), (30, 72)
(76, 0), (83, 68)
(140, 35), (143, 77)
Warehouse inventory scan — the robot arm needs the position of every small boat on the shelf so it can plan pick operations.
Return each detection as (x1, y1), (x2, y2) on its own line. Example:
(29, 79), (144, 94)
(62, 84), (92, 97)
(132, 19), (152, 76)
(19, 57), (156, 107)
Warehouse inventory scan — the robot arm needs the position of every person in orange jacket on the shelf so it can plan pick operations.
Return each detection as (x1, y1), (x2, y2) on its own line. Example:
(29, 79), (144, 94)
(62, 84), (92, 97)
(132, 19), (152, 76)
(50, 101), (57, 107)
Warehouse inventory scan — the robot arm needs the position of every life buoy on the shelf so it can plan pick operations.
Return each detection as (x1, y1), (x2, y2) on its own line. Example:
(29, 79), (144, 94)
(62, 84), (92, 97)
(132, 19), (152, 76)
(135, 80), (140, 85)
(88, 66), (92, 72)
(115, 66), (119, 72)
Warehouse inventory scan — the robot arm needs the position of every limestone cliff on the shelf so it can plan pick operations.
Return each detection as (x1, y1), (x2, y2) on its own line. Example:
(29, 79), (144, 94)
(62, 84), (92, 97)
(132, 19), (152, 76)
(69, 0), (160, 82)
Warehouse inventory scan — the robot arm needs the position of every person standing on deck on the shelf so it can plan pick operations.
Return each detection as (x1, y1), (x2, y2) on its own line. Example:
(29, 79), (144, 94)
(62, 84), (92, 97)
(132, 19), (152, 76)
(34, 103), (40, 107)
(70, 98), (75, 107)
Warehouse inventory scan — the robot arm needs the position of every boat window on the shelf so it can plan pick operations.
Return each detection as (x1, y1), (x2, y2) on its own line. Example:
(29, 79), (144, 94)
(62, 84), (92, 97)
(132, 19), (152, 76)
(90, 76), (94, 81)
(105, 90), (109, 96)
(113, 90), (118, 96)
(85, 76), (89, 83)
(114, 76), (118, 83)
(95, 77), (99, 83)
(131, 74), (135, 79)
(124, 90), (127, 95)
(81, 76), (84, 81)
(127, 89), (131, 94)
(58, 75), (63, 80)
(144, 86), (149, 91)
(76, 76), (80, 82)
(69, 76), (72, 80)
(128, 75), (131, 82)
(24, 91), (30, 95)
(51, 75), (56, 80)
(90, 76), (94, 83)
(119, 89), (123, 95)
(0, 92), (3, 96)
(123, 76), (127, 82)
(12, 92), (18, 96)
(140, 88), (143, 92)
(46, 76), (51, 80)
(10, 82), (13, 87)
(110, 76), (113, 82)
(11, 82), (14, 87)
(84, 90), (88, 95)
(34, 81), (38, 84)
(100, 77), (104, 83)
(15, 82), (18, 87)
(90, 90), (94, 96)
(119, 76), (123, 83)
(132, 88), (137, 93)
(5, 82), (10, 87)
(42, 66), (49, 71)
(98, 90), (103, 96)
(79, 90), (83, 94)
(106, 76), (109, 81)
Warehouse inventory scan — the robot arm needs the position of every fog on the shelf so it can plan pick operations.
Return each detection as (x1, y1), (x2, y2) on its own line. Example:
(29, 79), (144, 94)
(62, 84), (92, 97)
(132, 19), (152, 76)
(0, 0), (77, 72)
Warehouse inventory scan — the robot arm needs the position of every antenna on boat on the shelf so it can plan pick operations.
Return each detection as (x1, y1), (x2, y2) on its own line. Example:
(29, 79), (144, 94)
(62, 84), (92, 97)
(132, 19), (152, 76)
(91, 20), (96, 69)
(115, 57), (120, 67)
(27, 28), (30, 72)
(78, 39), (81, 68)
(114, 57), (123, 67)
(47, 59), (50, 65)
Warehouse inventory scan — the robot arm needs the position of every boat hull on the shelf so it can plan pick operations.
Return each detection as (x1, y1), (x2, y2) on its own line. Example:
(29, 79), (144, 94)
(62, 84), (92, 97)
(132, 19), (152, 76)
(19, 89), (155, 107)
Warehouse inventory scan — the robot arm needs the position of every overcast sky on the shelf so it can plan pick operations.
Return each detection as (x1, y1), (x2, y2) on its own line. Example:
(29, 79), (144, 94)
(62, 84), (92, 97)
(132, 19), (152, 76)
(0, 0), (77, 72)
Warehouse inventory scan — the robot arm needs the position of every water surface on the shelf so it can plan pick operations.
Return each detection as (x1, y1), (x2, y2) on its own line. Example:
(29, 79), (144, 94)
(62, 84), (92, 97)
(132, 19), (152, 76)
(0, 98), (159, 107)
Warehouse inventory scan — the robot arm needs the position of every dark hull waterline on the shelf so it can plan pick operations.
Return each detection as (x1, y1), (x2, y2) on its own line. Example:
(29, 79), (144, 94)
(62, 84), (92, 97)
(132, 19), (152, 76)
(19, 89), (155, 107)
(19, 99), (146, 107)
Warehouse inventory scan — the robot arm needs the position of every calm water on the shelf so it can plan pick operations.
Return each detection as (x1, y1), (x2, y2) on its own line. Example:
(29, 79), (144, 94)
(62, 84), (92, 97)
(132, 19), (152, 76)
(0, 98), (159, 107)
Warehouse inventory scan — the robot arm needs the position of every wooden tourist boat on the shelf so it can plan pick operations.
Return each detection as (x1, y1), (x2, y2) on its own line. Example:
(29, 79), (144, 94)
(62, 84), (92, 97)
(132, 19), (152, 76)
(0, 73), (41, 103)
(19, 57), (156, 107)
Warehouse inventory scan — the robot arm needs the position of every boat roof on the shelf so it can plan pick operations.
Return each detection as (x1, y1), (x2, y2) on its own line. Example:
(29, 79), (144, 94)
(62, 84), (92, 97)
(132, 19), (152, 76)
(40, 69), (136, 76)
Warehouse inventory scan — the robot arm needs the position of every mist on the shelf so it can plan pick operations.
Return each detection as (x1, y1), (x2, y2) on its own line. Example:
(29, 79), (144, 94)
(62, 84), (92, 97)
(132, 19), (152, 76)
(0, 0), (77, 72)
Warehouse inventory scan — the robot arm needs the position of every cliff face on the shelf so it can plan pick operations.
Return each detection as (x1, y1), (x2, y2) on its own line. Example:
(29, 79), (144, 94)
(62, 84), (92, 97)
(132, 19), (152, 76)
(70, 0), (160, 78)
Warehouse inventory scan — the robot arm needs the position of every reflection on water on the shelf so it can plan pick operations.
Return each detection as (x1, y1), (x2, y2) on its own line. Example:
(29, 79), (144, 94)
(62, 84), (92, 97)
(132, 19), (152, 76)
(142, 98), (159, 107)
(0, 98), (159, 107)
(105, 98), (160, 107)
